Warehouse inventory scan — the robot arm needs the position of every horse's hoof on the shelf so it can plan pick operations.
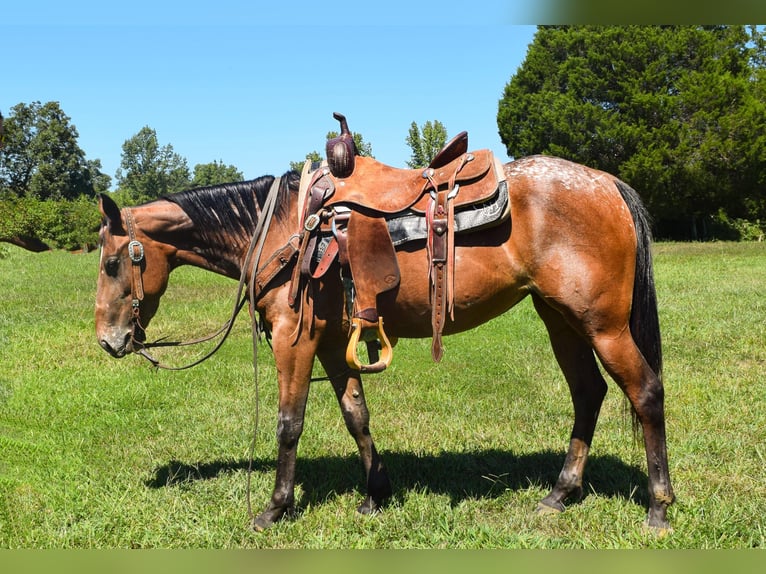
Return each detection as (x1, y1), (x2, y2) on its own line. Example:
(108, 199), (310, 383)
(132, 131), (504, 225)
(251, 515), (274, 532)
(251, 508), (287, 532)
(643, 518), (673, 537)
(535, 500), (565, 515)
(357, 496), (382, 516)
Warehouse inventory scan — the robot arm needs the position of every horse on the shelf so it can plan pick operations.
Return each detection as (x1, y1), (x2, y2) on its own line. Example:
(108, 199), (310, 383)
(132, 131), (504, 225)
(94, 154), (674, 532)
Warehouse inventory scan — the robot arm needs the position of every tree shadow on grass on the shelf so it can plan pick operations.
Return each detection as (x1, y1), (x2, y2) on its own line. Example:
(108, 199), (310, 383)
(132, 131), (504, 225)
(145, 448), (649, 511)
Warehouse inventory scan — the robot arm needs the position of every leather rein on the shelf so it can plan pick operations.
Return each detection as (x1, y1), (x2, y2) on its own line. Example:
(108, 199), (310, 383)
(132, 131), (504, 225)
(122, 176), (299, 371)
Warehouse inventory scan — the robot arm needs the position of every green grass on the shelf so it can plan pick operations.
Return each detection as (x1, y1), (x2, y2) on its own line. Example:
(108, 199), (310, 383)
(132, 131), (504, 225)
(0, 242), (764, 548)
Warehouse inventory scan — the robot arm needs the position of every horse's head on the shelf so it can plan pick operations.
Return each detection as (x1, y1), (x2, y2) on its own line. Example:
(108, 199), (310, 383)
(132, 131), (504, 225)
(95, 194), (173, 358)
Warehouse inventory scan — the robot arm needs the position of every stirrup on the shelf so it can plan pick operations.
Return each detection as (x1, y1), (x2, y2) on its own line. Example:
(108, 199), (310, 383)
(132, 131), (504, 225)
(345, 317), (393, 373)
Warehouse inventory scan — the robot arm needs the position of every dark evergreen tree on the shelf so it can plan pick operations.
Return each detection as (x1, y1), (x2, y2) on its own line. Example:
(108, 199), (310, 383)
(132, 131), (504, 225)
(498, 26), (766, 239)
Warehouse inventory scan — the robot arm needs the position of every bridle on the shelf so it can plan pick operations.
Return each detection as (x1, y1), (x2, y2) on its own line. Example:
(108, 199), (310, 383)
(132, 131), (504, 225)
(122, 207), (147, 336)
(119, 176), (300, 370)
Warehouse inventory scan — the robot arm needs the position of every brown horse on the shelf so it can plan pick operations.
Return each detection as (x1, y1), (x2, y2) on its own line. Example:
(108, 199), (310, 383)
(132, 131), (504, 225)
(95, 154), (674, 532)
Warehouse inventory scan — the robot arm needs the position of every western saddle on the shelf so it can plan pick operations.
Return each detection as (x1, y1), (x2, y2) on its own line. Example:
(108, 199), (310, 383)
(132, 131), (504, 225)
(290, 113), (508, 373)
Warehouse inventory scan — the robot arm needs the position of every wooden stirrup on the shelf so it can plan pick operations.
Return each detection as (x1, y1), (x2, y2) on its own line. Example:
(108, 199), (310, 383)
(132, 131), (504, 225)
(345, 317), (394, 374)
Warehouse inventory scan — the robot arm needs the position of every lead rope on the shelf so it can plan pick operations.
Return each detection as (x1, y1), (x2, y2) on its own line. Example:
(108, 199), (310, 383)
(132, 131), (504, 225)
(243, 177), (282, 526)
(127, 178), (283, 526)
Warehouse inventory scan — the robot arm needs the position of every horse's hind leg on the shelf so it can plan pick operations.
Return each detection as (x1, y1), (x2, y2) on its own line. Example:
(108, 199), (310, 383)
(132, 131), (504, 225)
(591, 331), (674, 530)
(318, 344), (392, 514)
(532, 295), (608, 513)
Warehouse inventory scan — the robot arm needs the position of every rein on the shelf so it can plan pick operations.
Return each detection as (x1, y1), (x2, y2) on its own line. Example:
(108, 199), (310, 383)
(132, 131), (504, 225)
(121, 176), (302, 525)
(118, 174), (339, 525)
(123, 177), (298, 371)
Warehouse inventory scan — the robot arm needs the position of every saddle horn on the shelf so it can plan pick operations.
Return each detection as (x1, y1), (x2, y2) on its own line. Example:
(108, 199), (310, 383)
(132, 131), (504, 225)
(326, 112), (357, 178)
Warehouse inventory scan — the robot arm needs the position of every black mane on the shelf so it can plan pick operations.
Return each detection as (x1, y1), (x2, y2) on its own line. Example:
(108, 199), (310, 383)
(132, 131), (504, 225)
(163, 171), (299, 245)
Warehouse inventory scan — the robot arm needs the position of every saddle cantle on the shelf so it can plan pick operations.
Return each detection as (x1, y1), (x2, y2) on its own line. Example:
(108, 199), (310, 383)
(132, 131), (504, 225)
(428, 130), (468, 169)
(293, 113), (509, 373)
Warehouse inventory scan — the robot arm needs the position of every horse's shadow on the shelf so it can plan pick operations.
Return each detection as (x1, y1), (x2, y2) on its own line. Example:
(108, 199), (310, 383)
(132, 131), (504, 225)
(145, 448), (650, 510)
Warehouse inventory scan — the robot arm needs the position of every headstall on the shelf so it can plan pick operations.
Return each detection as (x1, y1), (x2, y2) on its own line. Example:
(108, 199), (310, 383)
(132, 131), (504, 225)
(120, 207), (148, 351)
(119, 177), (299, 370)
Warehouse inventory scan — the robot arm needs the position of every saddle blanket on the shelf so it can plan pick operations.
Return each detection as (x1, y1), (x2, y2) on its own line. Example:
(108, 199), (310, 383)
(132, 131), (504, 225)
(386, 180), (509, 246)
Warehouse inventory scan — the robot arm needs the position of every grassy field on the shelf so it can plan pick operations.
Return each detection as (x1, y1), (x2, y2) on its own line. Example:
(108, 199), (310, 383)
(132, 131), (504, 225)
(0, 242), (764, 548)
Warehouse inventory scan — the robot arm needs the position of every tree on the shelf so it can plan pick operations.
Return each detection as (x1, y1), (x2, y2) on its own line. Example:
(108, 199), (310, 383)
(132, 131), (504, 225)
(115, 126), (190, 204)
(289, 151), (322, 174)
(289, 131), (374, 173)
(498, 26), (766, 239)
(405, 120), (448, 168)
(0, 101), (110, 199)
(191, 160), (243, 187)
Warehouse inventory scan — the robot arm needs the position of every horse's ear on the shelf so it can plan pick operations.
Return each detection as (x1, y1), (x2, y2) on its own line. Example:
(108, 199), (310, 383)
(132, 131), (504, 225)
(98, 193), (124, 233)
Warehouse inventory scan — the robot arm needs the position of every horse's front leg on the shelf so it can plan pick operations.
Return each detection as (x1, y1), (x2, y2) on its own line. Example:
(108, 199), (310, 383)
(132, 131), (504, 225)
(251, 329), (316, 531)
(317, 343), (392, 515)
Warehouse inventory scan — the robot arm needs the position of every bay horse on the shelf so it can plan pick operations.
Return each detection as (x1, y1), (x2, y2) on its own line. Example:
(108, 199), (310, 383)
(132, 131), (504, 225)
(94, 154), (674, 532)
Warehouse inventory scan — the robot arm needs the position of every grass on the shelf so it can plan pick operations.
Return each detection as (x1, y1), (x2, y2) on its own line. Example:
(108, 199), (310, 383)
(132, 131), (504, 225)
(0, 242), (764, 548)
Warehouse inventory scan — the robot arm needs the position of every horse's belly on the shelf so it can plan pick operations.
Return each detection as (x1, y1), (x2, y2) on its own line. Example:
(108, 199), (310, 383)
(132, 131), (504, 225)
(379, 241), (527, 338)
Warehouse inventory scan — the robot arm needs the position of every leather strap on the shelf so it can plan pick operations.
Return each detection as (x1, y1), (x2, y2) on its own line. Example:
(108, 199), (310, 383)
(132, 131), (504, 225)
(431, 261), (446, 362)
(289, 169), (334, 307)
(312, 237), (338, 279)
(424, 153), (472, 362)
(122, 208), (145, 320)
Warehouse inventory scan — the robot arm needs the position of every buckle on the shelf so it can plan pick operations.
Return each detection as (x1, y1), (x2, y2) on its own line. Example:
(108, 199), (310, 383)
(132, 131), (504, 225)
(304, 213), (321, 231)
(128, 240), (144, 263)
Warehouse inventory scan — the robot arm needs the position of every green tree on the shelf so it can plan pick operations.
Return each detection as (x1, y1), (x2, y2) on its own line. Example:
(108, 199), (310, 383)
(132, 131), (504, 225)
(289, 151), (322, 173)
(0, 101), (110, 199)
(498, 25), (766, 239)
(405, 120), (448, 168)
(191, 160), (243, 187)
(115, 126), (190, 204)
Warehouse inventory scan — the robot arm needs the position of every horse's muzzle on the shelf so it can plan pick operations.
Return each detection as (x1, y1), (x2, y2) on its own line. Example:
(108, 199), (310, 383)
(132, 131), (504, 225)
(98, 325), (144, 359)
(99, 334), (130, 358)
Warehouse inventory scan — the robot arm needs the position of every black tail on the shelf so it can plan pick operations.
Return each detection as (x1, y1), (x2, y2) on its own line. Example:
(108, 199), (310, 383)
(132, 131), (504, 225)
(613, 179), (663, 433)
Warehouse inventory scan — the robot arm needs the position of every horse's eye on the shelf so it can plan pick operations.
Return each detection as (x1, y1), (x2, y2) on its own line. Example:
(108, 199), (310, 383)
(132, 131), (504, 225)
(104, 257), (120, 277)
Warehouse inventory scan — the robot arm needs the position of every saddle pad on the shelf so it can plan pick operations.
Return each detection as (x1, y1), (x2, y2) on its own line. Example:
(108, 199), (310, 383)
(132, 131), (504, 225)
(386, 181), (509, 246)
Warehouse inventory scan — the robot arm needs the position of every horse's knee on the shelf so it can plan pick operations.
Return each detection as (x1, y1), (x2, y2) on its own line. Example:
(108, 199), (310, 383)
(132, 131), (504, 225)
(276, 412), (304, 447)
(338, 384), (371, 431)
(637, 376), (664, 416)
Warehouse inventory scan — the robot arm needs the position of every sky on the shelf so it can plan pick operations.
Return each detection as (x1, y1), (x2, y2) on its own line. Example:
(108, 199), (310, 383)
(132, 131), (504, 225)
(2, 2), (540, 189)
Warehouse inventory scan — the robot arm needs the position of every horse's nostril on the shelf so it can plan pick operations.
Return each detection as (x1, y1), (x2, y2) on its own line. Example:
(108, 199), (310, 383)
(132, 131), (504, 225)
(100, 338), (126, 358)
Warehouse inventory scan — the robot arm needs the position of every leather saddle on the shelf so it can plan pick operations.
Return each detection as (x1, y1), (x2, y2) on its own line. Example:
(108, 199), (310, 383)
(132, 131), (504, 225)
(324, 147), (499, 215)
(292, 114), (508, 373)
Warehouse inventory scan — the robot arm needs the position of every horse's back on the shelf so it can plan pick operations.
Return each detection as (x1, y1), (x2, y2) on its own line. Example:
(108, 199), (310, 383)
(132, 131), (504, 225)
(504, 155), (636, 255)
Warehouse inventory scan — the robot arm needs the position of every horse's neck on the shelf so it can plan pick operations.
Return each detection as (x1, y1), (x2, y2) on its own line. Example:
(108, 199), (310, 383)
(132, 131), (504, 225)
(135, 201), (250, 279)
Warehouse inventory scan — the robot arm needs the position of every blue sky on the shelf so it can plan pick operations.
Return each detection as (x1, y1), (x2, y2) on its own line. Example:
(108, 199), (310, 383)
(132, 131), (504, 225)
(3, 2), (538, 188)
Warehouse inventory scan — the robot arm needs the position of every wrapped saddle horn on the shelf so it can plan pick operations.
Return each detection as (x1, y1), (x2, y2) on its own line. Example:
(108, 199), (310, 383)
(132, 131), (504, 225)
(326, 112), (357, 178)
